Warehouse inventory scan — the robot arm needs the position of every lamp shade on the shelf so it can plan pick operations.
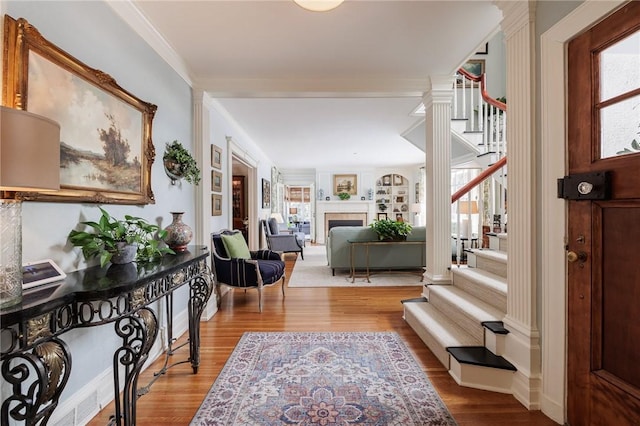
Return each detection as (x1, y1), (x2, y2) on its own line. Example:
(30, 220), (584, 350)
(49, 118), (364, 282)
(458, 200), (478, 215)
(294, 0), (344, 12)
(0, 106), (61, 191)
(270, 212), (285, 223)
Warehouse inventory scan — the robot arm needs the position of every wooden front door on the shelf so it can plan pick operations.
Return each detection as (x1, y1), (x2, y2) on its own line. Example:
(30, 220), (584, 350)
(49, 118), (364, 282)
(567, 2), (640, 424)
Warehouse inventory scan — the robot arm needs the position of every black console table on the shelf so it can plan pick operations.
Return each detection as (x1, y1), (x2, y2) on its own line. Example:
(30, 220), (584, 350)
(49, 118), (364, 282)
(0, 246), (212, 426)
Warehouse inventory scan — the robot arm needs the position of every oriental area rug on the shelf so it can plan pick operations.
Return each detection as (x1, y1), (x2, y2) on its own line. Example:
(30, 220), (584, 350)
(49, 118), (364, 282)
(190, 332), (457, 426)
(287, 246), (424, 287)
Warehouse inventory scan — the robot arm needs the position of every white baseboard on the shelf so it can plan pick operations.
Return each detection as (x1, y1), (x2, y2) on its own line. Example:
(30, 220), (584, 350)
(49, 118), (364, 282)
(48, 307), (192, 426)
(49, 369), (111, 426)
(511, 369), (542, 411)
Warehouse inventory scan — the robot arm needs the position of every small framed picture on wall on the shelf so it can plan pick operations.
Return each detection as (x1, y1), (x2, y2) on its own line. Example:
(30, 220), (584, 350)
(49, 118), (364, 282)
(212, 194), (222, 216)
(211, 170), (222, 192)
(211, 145), (222, 169)
(262, 178), (271, 208)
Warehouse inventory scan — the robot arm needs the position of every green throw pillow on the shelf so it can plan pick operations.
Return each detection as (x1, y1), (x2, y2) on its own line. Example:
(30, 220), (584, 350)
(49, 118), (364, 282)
(221, 233), (251, 259)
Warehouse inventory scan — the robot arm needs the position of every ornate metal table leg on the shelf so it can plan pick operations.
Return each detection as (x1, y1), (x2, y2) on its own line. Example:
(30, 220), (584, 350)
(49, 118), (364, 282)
(1, 314), (71, 426)
(188, 272), (213, 373)
(111, 306), (158, 426)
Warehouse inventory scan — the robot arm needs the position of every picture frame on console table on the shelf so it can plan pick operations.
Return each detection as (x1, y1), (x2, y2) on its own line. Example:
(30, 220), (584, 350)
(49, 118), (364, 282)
(333, 174), (357, 195)
(3, 16), (156, 205)
(22, 259), (66, 290)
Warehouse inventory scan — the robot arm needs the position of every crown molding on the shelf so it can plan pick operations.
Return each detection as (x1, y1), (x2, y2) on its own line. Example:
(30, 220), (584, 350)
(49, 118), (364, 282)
(106, 0), (193, 87)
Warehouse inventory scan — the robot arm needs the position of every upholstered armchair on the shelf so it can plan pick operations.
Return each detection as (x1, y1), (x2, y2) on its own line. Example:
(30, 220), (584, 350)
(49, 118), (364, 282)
(261, 218), (305, 259)
(211, 230), (285, 312)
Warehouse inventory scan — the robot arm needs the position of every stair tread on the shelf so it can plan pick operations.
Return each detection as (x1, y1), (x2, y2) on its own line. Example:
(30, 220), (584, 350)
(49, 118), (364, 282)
(451, 266), (507, 295)
(470, 248), (507, 262)
(428, 285), (504, 322)
(404, 302), (480, 348)
(447, 346), (516, 371)
(486, 232), (507, 238)
(482, 321), (509, 335)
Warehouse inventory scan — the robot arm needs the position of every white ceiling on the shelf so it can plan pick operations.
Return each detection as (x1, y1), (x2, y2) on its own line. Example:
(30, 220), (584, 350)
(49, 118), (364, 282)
(124, 0), (503, 170)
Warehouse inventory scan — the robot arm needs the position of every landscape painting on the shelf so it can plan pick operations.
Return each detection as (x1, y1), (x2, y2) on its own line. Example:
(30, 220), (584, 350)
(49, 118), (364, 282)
(30, 53), (142, 193)
(333, 174), (358, 195)
(3, 16), (156, 204)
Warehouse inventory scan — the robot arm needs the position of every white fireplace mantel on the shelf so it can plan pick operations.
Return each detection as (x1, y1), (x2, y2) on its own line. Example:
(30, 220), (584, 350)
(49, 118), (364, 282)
(315, 200), (376, 244)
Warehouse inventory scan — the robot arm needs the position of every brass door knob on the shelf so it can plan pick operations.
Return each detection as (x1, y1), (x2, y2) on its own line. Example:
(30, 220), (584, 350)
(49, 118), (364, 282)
(567, 251), (587, 262)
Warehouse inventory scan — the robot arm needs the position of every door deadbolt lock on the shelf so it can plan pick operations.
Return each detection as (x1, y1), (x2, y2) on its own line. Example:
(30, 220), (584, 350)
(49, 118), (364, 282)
(557, 171), (611, 200)
(567, 251), (587, 263)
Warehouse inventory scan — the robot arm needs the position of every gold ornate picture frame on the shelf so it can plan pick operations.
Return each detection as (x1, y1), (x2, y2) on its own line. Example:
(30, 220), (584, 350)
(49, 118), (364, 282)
(333, 174), (357, 195)
(2, 16), (157, 204)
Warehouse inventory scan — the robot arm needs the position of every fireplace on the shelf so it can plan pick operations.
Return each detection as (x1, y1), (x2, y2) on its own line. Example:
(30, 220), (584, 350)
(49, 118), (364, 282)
(316, 201), (375, 244)
(324, 213), (368, 240)
(328, 219), (363, 230)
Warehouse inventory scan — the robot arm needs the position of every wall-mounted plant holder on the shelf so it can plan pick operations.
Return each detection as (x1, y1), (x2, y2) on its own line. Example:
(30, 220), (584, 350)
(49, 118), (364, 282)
(164, 159), (183, 185)
(163, 140), (201, 185)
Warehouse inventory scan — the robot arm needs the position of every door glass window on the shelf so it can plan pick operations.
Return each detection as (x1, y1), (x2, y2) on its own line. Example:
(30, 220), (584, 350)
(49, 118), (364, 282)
(599, 30), (640, 159)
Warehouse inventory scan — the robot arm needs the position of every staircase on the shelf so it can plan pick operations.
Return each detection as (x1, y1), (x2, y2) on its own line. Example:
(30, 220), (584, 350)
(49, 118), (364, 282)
(404, 67), (512, 392)
(404, 232), (514, 392)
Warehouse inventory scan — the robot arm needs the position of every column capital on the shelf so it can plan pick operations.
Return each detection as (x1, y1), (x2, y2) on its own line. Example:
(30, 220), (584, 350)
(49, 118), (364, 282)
(494, 0), (536, 38)
(192, 90), (215, 109)
(423, 75), (455, 108)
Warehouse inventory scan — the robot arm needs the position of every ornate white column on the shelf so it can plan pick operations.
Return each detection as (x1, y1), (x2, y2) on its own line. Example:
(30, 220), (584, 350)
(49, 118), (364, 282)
(192, 90), (212, 247)
(423, 76), (454, 286)
(193, 89), (218, 318)
(495, 0), (541, 409)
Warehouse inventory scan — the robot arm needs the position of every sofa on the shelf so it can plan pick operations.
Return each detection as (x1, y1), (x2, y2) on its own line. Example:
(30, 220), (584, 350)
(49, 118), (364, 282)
(325, 226), (426, 275)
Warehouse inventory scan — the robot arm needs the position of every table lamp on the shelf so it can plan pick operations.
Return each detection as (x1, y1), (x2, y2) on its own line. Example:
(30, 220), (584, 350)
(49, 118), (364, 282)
(270, 212), (285, 224)
(457, 200), (478, 238)
(410, 203), (422, 225)
(1, 106), (60, 309)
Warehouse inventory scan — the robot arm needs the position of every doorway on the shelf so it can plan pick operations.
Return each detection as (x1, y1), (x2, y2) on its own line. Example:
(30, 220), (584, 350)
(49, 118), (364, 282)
(229, 141), (259, 250)
(566, 2), (640, 424)
(232, 171), (248, 242)
(284, 185), (314, 243)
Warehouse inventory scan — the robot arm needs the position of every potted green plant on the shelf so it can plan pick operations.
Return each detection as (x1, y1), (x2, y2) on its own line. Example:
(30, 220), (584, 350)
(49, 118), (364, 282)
(370, 218), (413, 241)
(68, 207), (175, 267)
(338, 192), (351, 200)
(163, 140), (201, 185)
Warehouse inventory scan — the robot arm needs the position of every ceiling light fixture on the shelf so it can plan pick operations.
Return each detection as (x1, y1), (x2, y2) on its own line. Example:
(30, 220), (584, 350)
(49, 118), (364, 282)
(294, 0), (344, 12)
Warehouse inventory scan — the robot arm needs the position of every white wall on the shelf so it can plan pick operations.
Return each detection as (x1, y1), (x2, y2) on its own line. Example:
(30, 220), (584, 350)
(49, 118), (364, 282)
(2, 1), (196, 422)
(208, 100), (276, 233)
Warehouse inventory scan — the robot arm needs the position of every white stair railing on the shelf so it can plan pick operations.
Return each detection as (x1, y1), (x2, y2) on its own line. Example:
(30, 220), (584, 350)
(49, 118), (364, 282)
(450, 68), (508, 263)
(452, 70), (507, 157)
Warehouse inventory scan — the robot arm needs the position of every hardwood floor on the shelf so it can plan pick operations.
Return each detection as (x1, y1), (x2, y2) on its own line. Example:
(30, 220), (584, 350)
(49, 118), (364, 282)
(88, 252), (558, 425)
